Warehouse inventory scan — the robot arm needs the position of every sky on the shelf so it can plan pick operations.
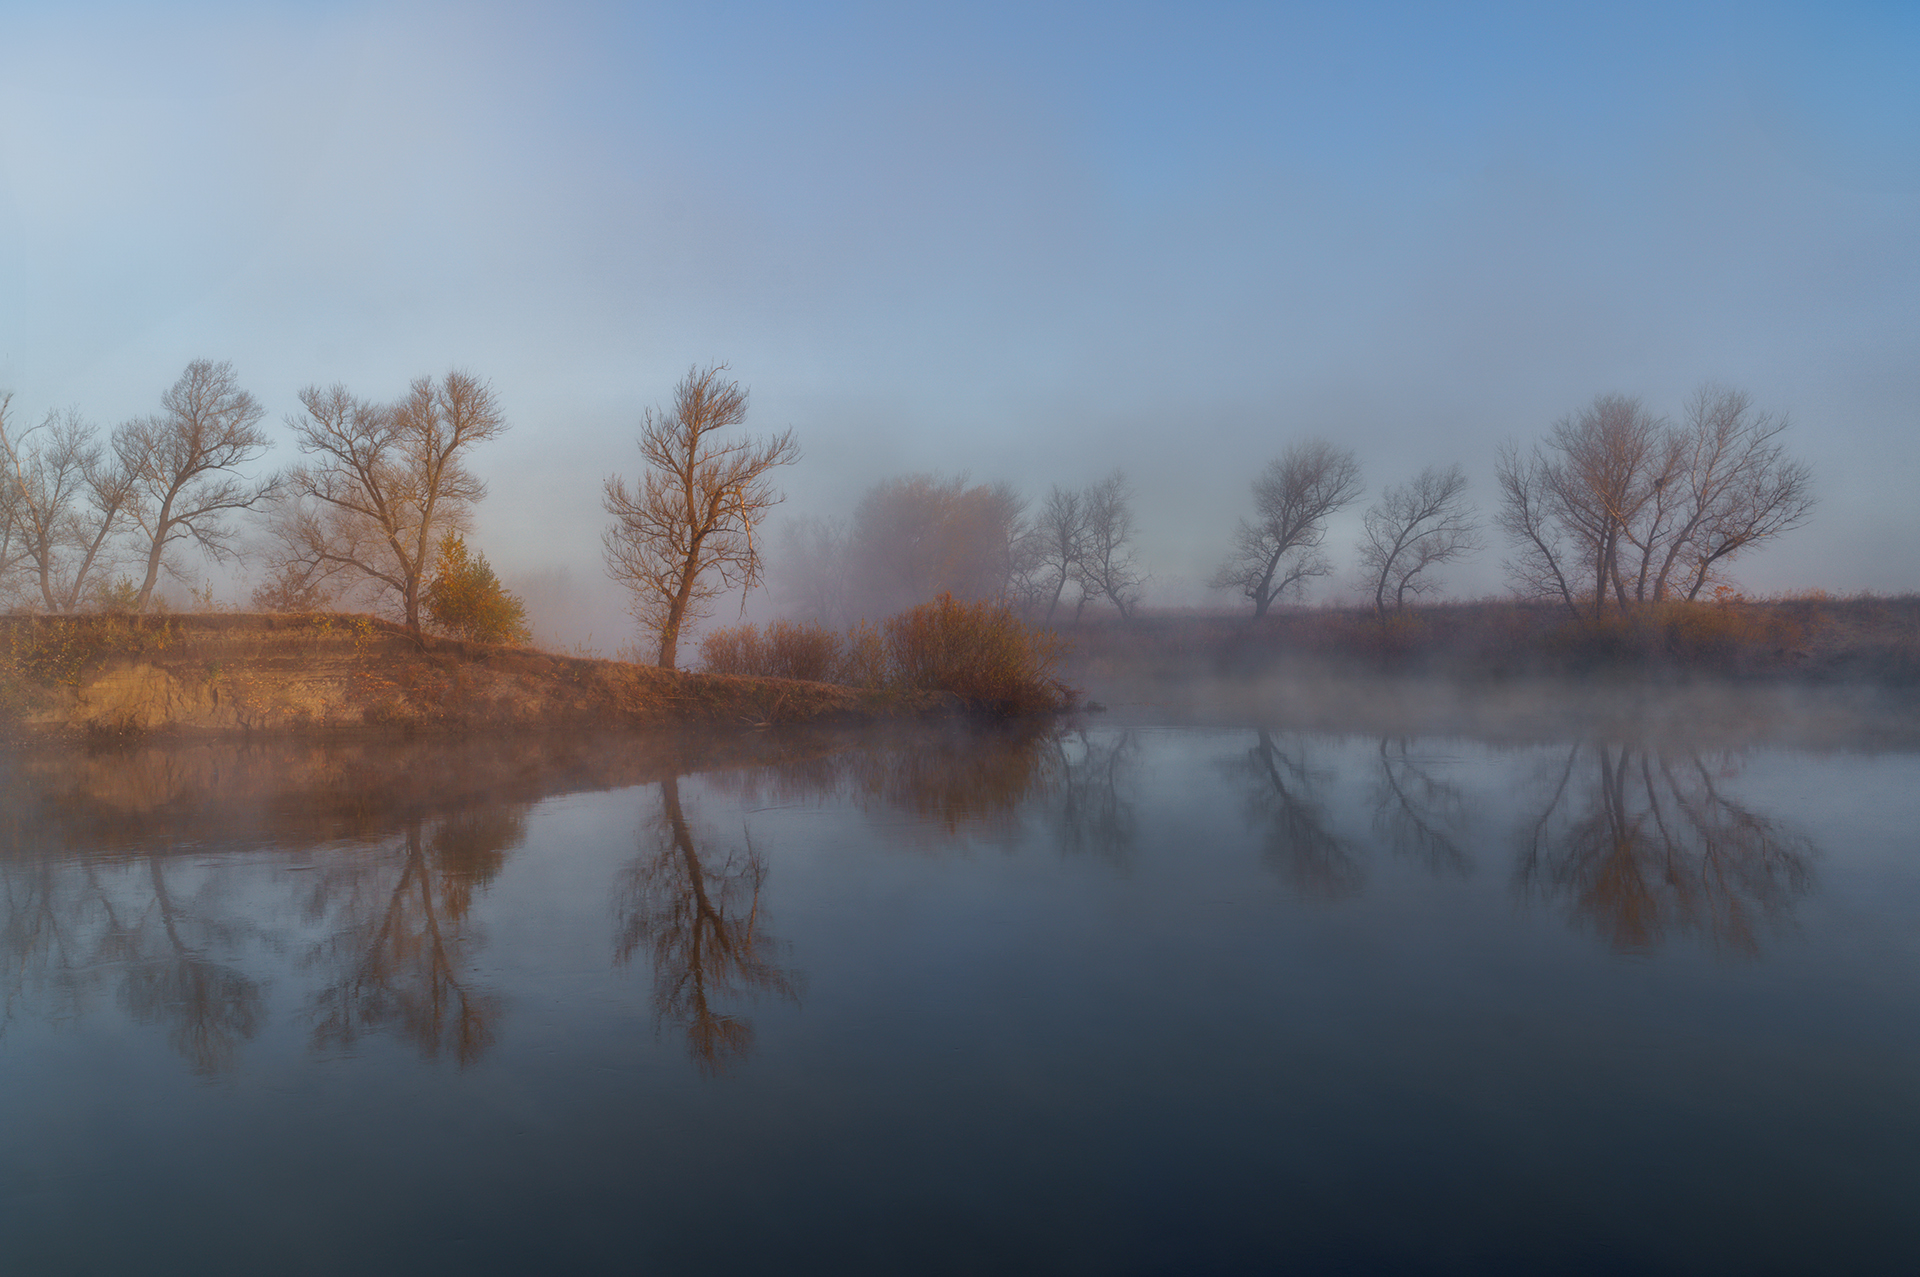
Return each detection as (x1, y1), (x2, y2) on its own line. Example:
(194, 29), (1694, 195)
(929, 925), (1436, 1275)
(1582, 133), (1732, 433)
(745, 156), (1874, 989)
(2, 0), (1915, 647)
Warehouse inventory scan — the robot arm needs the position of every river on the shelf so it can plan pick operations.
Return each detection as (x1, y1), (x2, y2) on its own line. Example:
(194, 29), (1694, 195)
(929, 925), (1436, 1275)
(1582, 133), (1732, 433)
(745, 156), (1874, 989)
(2, 712), (1916, 1273)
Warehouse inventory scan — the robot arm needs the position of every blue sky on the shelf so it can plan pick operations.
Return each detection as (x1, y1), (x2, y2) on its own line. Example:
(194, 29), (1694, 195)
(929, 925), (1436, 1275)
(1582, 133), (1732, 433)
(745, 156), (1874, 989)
(2, 1), (1915, 642)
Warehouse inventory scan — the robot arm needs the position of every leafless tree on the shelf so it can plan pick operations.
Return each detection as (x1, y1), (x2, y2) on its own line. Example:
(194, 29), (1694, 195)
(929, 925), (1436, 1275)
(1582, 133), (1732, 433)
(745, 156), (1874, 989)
(1496, 388), (1814, 617)
(1642, 386), (1815, 601)
(1212, 440), (1362, 617)
(602, 364), (799, 668)
(1077, 469), (1146, 619)
(1029, 484), (1087, 623)
(277, 371), (506, 641)
(0, 397), (137, 611)
(114, 360), (278, 612)
(1357, 464), (1480, 615)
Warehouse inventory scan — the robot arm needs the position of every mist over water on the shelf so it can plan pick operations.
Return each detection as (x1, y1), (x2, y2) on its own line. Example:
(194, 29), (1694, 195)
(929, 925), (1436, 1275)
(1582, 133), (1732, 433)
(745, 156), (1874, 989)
(3, 709), (1917, 1272)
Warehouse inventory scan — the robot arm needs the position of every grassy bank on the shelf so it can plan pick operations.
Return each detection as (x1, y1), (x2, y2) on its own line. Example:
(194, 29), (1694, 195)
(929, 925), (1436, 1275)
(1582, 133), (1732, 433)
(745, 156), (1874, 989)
(0, 612), (959, 743)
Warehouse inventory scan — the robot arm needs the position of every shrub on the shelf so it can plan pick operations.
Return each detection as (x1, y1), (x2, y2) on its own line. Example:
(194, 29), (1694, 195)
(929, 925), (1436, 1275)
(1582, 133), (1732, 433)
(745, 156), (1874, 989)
(699, 620), (843, 681)
(885, 592), (1070, 714)
(698, 623), (766, 677)
(839, 620), (888, 688)
(763, 620), (842, 682)
(424, 533), (531, 644)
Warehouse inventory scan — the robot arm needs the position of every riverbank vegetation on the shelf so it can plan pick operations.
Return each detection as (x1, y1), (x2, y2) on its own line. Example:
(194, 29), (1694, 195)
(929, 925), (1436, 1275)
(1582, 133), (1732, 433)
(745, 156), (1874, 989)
(0, 613), (957, 743)
(699, 592), (1072, 714)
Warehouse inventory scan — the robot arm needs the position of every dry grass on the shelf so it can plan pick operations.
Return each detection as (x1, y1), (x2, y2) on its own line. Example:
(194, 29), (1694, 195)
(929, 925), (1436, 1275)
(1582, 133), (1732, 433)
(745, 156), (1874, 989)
(699, 596), (1074, 714)
(0, 611), (958, 741)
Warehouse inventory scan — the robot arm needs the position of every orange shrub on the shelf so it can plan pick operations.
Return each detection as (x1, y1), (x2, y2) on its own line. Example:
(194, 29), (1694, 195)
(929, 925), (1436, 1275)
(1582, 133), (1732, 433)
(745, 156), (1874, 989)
(884, 593), (1071, 714)
(762, 620), (841, 682)
(699, 620), (843, 681)
(697, 624), (768, 676)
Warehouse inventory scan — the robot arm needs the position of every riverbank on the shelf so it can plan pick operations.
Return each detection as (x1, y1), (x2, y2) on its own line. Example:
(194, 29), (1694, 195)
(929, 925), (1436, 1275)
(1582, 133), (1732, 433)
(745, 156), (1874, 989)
(0, 613), (956, 743)
(1061, 596), (1920, 687)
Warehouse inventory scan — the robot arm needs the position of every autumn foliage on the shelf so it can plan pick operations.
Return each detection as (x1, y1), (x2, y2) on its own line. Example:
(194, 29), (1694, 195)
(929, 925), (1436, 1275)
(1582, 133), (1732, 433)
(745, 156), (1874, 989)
(424, 533), (530, 645)
(698, 594), (1072, 714)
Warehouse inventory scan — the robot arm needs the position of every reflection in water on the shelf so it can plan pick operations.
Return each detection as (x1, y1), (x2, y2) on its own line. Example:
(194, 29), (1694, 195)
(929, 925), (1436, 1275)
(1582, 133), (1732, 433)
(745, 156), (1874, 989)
(1050, 728), (1138, 861)
(0, 725), (1830, 1084)
(1371, 738), (1471, 876)
(305, 808), (521, 1065)
(120, 857), (265, 1074)
(1515, 745), (1815, 954)
(708, 724), (1065, 842)
(617, 775), (800, 1076)
(0, 849), (264, 1074)
(1230, 729), (1363, 899)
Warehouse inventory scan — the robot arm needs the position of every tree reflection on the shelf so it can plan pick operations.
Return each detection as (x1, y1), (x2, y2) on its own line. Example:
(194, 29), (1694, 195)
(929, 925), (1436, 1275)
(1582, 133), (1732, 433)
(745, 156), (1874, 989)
(706, 724), (1062, 842)
(305, 807), (519, 1064)
(1514, 744), (1814, 954)
(1050, 728), (1138, 861)
(617, 775), (799, 1076)
(0, 849), (263, 1074)
(1230, 729), (1363, 898)
(1370, 738), (1471, 876)
(118, 857), (264, 1074)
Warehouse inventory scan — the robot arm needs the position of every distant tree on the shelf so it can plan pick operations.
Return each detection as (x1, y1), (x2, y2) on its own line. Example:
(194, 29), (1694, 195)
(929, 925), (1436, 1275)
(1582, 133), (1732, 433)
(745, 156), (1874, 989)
(774, 514), (854, 628)
(1496, 388), (1813, 617)
(0, 397), (137, 611)
(602, 364), (799, 669)
(1077, 470), (1146, 619)
(1212, 440), (1362, 617)
(277, 371), (507, 641)
(424, 532), (530, 644)
(1357, 464), (1480, 615)
(114, 360), (279, 613)
(1029, 484), (1087, 623)
(843, 473), (1029, 621)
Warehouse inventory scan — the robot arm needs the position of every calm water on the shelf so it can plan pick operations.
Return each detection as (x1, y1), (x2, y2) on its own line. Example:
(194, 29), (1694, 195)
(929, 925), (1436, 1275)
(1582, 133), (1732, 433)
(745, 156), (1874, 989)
(2, 719), (1918, 1274)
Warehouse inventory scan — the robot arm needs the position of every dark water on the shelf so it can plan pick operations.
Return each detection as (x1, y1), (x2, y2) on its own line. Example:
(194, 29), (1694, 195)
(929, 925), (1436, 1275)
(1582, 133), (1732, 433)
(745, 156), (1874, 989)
(2, 719), (1918, 1274)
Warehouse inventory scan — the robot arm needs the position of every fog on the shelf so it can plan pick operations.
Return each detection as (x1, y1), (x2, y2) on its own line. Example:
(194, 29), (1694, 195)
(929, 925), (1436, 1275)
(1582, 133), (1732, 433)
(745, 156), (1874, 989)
(3, 3), (1916, 651)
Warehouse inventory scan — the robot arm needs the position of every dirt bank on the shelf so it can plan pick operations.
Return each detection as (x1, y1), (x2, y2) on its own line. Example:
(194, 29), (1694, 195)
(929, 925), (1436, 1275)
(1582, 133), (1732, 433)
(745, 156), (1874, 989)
(0, 613), (955, 743)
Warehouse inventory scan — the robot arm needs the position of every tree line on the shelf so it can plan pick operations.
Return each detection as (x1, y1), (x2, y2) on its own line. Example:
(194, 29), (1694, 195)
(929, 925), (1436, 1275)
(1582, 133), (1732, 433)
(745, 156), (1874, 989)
(2, 358), (1817, 667)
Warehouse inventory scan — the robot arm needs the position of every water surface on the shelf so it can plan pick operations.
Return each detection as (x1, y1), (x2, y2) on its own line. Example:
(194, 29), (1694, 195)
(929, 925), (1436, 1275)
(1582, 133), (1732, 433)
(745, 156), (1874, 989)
(2, 720), (1917, 1274)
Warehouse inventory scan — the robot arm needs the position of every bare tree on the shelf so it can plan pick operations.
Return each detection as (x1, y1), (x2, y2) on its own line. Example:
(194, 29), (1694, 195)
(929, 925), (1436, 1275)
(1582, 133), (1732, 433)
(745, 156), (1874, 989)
(114, 360), (278, 612)
(1646, 386), (1814, 601)
(1029, 484), (1087, 623)
(1496, 388), (1814, 617)
(1077, 469), (1146, 619)
(602, 364), (799, 668)
(1494, 440), (1584, 619)
(1211, 440), (1362, 617)
(279, 371), (506, 640)
(1357, 464), (1480, 615)
(0, 398), (136, 611)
